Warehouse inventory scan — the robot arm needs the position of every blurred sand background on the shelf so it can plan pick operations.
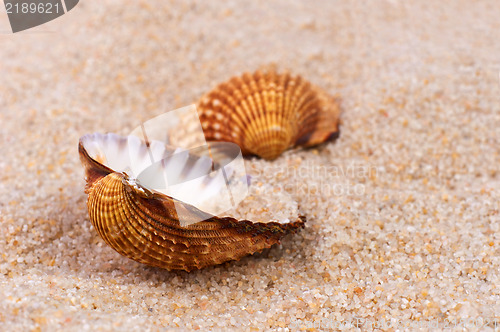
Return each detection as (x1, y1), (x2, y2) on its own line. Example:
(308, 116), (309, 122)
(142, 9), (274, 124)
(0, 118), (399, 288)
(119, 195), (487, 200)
(0, 0), (499, 330)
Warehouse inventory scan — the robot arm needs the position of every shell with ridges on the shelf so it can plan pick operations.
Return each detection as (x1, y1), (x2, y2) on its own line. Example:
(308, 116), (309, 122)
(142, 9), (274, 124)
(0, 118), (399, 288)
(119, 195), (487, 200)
(79, 133), (305, 271)
(197, 68), (341, 160)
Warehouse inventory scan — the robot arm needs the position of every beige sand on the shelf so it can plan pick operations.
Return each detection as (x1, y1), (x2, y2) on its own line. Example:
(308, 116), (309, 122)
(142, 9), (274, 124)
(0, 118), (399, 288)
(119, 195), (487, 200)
(1, 1), (499, 330)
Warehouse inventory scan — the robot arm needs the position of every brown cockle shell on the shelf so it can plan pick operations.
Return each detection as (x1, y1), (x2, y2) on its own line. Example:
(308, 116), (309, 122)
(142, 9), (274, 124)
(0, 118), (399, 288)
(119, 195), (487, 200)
(197, 68), (341, 160)
(79, 133), (305, 272)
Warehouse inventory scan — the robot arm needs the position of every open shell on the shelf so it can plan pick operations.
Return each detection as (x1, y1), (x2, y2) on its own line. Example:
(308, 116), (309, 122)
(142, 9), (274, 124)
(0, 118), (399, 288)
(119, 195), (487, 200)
(197, 68), (341, 160)
(79, 133), (305, 271)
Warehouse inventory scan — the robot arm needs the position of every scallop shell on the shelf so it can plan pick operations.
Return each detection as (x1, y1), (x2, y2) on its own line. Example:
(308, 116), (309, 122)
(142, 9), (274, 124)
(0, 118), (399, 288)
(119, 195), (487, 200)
(79, 133), (305, 271)
(197, 68), (341, 160)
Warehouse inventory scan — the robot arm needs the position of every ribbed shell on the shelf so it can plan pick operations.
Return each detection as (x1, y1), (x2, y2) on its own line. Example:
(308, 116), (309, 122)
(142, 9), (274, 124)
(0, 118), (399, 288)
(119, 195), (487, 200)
(79, 136), (305, 272)
(197, 69), (341, 160)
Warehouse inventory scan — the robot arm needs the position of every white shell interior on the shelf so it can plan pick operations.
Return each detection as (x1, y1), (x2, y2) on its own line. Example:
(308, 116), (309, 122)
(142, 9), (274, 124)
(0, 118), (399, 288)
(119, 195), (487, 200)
(82, 132), (300, 225)
(81, 133), (249, 225)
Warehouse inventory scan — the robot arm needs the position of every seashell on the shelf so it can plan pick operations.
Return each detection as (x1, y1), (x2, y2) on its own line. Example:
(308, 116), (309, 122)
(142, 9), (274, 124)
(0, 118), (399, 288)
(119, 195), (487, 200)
(196, 68), (341, 160)
(79, 133), (305, 271)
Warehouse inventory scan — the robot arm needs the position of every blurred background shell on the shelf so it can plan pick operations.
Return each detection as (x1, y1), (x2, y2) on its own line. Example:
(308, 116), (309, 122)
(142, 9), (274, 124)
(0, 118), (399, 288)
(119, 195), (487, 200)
(197, 68), (341, 160)
(79, 133), (305, 272)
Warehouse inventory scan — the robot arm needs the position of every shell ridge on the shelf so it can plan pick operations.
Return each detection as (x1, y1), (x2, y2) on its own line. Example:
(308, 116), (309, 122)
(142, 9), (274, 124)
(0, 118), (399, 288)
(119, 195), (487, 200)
(196, 68), (342, 159)
(97, 174), (304, 269)
(84, 168), (305, 271)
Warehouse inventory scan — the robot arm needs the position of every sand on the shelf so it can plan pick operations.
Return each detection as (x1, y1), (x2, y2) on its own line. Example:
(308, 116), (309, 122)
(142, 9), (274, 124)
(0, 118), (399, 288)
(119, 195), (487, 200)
(1, 0), (499, 330)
